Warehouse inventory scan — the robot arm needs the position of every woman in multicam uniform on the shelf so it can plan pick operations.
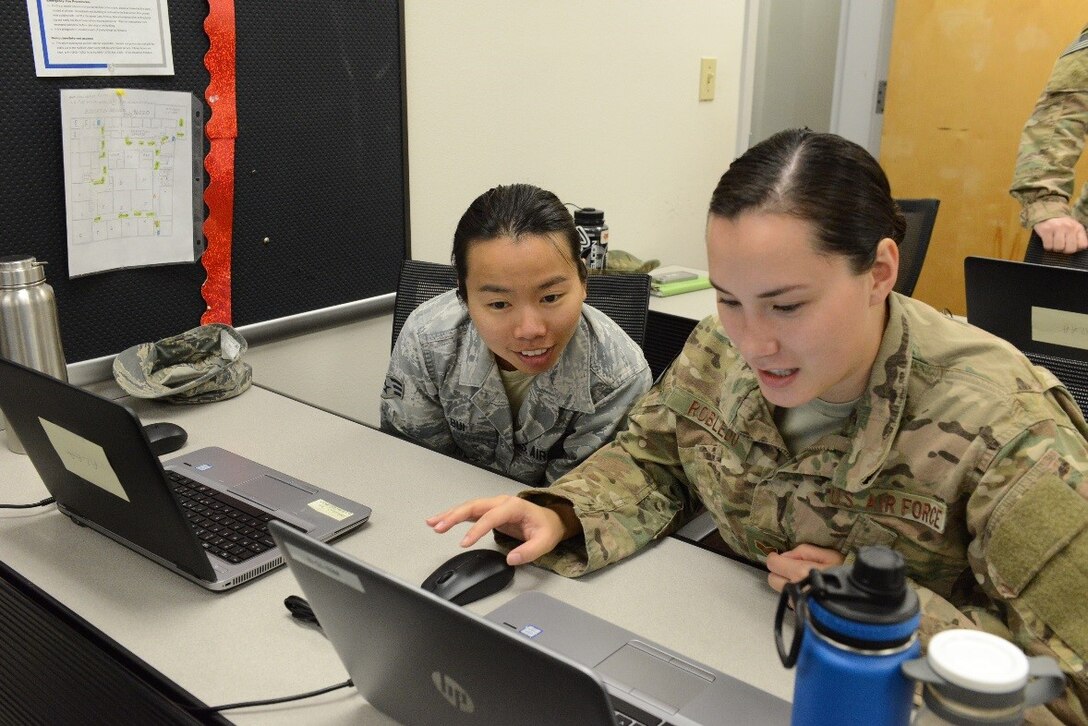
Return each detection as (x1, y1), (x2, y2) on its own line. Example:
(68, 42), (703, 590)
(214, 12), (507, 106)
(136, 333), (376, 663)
(380, 183), (651, 486)
(430, 131), (1088, 723)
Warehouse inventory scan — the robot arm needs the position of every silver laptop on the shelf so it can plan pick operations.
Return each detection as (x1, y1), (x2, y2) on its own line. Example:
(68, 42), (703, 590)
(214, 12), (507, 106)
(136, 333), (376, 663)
(0, 356), (371, 591)
(270, 522), (791, 725)
(487, 593), (790, 725)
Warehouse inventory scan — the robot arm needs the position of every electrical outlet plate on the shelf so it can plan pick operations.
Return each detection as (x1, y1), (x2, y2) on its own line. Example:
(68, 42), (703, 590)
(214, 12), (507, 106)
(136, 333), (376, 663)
(699, 57), (717, 101)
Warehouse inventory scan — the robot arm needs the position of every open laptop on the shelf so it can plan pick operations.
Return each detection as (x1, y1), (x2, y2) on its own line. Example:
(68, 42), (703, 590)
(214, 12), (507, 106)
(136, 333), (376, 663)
(0, 356), (371, 592)
(964, 256), (1088, 415)
(270, 522), (791, 726)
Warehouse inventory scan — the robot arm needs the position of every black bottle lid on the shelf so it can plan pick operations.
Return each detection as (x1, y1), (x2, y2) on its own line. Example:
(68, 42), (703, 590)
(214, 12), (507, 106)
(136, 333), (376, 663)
(574, 207), (605, 226)
(813, 545), (919, 625)
(851, 546), (907, 600)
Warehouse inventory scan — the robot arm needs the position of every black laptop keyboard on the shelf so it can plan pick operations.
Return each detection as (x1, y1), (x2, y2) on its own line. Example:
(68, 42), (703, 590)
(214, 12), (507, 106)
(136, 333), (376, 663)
(612, 695), (674, 726)
(166, 471), (279, 564)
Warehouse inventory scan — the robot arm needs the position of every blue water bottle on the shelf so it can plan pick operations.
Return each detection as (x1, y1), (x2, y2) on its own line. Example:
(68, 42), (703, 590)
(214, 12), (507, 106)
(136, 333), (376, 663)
(775, 545), (921, 726)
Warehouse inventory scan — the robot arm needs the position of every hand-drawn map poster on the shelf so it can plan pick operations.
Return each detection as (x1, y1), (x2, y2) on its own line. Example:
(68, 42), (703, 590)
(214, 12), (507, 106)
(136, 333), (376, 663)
(60, 87), (203, 277)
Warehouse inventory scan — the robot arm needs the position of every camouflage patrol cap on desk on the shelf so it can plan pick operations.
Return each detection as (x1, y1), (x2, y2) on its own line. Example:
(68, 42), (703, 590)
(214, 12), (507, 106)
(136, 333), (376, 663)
(112, 323), (252, 404)
(598, 249), (660, 275)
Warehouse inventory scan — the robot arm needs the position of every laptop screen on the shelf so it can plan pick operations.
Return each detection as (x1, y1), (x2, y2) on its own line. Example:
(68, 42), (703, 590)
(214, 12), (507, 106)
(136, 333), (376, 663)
(964, 256), (1088, 416)
(269, 521), (619, 726)
(964, 256), (1088, 358)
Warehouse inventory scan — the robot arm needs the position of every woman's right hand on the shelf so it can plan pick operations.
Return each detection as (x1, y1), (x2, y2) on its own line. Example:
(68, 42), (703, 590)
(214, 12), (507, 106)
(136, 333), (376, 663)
(426, 495), (580, 566)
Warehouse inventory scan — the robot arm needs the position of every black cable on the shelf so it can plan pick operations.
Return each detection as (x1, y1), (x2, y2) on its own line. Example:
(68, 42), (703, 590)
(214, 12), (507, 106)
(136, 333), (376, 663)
(0, 497), (56, 509)
(191, 678), (354, 714)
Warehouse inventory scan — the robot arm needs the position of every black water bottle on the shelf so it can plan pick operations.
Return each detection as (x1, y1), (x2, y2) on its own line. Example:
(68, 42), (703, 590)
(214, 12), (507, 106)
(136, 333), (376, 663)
(574, 207), (609, 271)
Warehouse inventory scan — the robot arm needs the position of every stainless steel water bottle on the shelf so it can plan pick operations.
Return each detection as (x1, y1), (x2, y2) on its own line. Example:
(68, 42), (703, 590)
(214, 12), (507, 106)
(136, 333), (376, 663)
(0, 255), (68, 454)
(574, 207), (609, 271)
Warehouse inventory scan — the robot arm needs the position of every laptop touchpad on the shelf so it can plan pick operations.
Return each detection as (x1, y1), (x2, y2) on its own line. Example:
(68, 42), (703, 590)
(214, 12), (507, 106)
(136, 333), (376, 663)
(596, 642), (713, 712)
(231, 475), (312, 510)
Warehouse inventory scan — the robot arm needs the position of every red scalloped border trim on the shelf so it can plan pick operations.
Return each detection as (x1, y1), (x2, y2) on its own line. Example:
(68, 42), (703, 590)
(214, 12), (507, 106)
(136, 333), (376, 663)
(201, 0), (238, 325)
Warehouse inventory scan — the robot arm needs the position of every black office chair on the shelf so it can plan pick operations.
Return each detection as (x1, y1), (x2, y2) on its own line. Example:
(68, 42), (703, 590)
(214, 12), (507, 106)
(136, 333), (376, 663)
(583, 272), (651, 348)
(391, 259), (651, 350)
(893, 198), (940, 296)
(644, 311), (700, 381)
(390, 260), (459, 350)
(1023, 230), (1088, 270)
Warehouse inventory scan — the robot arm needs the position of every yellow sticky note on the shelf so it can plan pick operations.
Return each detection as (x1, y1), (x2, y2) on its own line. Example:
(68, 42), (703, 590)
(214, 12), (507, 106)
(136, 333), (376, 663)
(308, 499), (352, 521)
(39, 418), (129, 502)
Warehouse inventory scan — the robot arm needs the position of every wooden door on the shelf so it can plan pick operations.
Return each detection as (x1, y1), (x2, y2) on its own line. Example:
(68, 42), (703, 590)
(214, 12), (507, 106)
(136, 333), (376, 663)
(880, 1), (1088, 315)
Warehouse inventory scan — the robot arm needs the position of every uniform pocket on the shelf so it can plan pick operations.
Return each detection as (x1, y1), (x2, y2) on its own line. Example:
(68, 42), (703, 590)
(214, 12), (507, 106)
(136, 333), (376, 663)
(986, 451), (1088, 658)
(987, 450), (1088, 596)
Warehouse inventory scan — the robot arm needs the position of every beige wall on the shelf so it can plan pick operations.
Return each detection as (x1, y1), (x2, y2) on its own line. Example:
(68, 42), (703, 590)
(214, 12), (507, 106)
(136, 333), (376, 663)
(404, 1), (747, 270)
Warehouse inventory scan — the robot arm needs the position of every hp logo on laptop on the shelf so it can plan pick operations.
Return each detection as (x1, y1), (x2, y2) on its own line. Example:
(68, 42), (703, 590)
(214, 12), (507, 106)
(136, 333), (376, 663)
(432, 671), (475, 713)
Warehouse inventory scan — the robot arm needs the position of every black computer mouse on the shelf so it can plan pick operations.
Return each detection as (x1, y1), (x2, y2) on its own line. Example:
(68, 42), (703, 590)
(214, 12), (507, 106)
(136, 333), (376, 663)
(420, 549), (514, 606)
(143, 422), (188, 456)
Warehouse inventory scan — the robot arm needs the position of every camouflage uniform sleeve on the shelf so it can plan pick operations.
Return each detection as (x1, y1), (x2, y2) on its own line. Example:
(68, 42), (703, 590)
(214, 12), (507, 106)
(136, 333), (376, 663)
(960, 420), (1088, 724)
(1010, 37), (1088, 230)
(379, 323), (457, 456)
(514, 369), (700, 577)
(542, 362), (653, 484)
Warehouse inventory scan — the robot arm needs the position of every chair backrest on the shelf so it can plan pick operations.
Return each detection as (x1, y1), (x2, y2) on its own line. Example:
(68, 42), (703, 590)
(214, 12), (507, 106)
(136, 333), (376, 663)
(584, 273), (650, 348)
(391, 259), (459, 350)
(894, 198), (940, 296)
(390, 259), (651, 351)
(1023, 230), (1088, 270)
(644, 310), (699, 381)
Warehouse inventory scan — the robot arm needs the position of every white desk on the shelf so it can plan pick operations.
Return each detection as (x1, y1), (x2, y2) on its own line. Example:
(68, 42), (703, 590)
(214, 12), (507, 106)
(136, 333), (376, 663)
(0, 386), (792, 723)
(245, 313), (393, 427)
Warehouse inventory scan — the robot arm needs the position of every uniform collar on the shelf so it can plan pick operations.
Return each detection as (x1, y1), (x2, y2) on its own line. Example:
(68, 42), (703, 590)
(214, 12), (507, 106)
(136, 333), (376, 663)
(710, 295), (913, 490)
(534, 316), (594, 415)
(831, 293), (913, 492)
(459, 314), (595, 415)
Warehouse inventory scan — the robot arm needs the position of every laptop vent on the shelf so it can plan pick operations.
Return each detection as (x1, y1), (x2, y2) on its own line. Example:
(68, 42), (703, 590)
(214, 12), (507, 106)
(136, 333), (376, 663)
(229, 556), (284, 588)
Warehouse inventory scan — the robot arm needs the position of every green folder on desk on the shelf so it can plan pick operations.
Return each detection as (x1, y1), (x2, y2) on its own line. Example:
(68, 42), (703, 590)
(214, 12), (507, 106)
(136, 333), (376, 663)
(650, 276), (712, 297)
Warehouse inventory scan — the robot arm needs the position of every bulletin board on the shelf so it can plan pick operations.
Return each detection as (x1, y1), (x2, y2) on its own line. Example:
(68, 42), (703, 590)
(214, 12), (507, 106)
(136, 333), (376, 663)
(0, 1), (408, 363)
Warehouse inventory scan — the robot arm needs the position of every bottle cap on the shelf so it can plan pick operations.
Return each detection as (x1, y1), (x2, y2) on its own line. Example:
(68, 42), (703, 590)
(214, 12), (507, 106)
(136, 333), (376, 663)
(812, 545), (919, 625)
(849, 545), (907, 602)
(927, 630), (1029, 694)
(574, 207), (605, 225)
(0, 255), (46, 288)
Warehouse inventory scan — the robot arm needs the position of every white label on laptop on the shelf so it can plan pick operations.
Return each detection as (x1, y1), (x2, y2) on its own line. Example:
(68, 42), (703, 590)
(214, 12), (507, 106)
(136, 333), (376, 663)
(283, 542), (365, 592)
(308, 499), (353, 521)
(1032, 306), (1088, 351)
(39, 418), (130, 502)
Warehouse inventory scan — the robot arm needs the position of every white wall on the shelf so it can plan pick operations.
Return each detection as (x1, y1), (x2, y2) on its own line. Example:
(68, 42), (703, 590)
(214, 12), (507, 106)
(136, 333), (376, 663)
(830, 0), (895, 156)
(404, 1), (747, 270)
(748, 0), (841, 146)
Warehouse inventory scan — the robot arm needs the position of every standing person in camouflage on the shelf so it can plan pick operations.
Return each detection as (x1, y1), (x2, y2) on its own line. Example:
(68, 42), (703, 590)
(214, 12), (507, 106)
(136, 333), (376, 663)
(1010, 22), (1088, 254)
(430, 131), (1088, 723)
(380, 183), (651, 486)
